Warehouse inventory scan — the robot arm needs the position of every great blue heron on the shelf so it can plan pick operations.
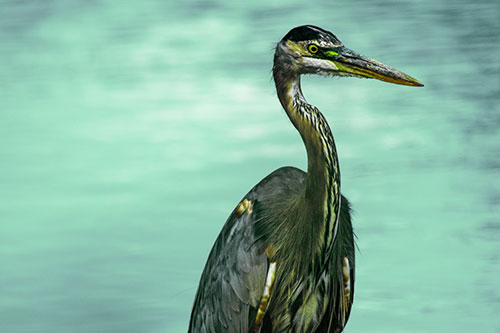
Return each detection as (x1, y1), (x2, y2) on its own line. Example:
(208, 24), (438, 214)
(189, 25), (422, 332)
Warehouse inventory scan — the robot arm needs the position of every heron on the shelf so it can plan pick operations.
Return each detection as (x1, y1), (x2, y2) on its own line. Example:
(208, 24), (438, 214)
(189, 25), (423, 332)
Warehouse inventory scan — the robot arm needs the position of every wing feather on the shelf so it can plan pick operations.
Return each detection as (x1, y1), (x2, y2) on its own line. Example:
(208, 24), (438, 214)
(189, 167), (308, 332)
(189, 189), (269, 332)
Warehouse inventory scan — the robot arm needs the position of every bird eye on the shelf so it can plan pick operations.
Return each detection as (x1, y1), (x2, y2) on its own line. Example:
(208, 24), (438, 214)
(308, 44), (319, 54)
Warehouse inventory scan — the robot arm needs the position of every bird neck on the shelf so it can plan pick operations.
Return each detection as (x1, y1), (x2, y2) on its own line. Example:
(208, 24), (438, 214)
(273, 66), (341, 252)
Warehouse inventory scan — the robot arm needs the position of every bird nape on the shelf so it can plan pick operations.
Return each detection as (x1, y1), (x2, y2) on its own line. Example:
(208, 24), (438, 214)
(189, 25), (423, 333)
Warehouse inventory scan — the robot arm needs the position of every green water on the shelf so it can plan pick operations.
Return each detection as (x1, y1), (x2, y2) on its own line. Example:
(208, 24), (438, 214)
(1, 0), (499, 332)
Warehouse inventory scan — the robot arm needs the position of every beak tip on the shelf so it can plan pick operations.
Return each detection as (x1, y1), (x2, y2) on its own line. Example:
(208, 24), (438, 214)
(405, 76), (424, 87)
(413, 79), (424, 87)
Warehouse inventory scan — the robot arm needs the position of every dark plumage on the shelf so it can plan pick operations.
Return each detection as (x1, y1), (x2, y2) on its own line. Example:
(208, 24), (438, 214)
(189, 25), (422, 332)
(189, 167), (354, 332)
(282, 25), (341, 45)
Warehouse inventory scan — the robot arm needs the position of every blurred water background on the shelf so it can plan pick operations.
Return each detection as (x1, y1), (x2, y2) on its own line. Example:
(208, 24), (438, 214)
(1, 0), (499, 332)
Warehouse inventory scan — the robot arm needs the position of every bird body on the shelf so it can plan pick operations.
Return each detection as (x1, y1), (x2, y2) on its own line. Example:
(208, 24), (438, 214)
(190, 166), (354, 332)
(189, 25), (422, 332)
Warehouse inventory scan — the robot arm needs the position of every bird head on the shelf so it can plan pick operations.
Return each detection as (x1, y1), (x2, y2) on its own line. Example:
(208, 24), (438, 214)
(275, 25), (423, 87)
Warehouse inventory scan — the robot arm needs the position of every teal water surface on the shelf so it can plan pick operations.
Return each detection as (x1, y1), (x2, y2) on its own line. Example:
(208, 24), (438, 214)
(1, 0), (499, 332)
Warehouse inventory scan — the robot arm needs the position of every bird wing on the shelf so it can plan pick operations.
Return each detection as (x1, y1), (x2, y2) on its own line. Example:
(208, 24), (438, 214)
(188, 187), (270, 332)
(189, 167), (307, 332)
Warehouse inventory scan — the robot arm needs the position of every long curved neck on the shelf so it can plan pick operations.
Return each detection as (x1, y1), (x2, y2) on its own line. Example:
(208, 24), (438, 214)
(273, 63), (341, 251)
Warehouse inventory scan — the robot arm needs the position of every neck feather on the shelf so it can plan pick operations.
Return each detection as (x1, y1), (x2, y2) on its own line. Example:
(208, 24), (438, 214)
(273, 63), (341, 254)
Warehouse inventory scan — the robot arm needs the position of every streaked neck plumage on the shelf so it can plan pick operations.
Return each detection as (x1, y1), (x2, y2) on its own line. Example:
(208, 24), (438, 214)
(272, 49), (341, 256)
